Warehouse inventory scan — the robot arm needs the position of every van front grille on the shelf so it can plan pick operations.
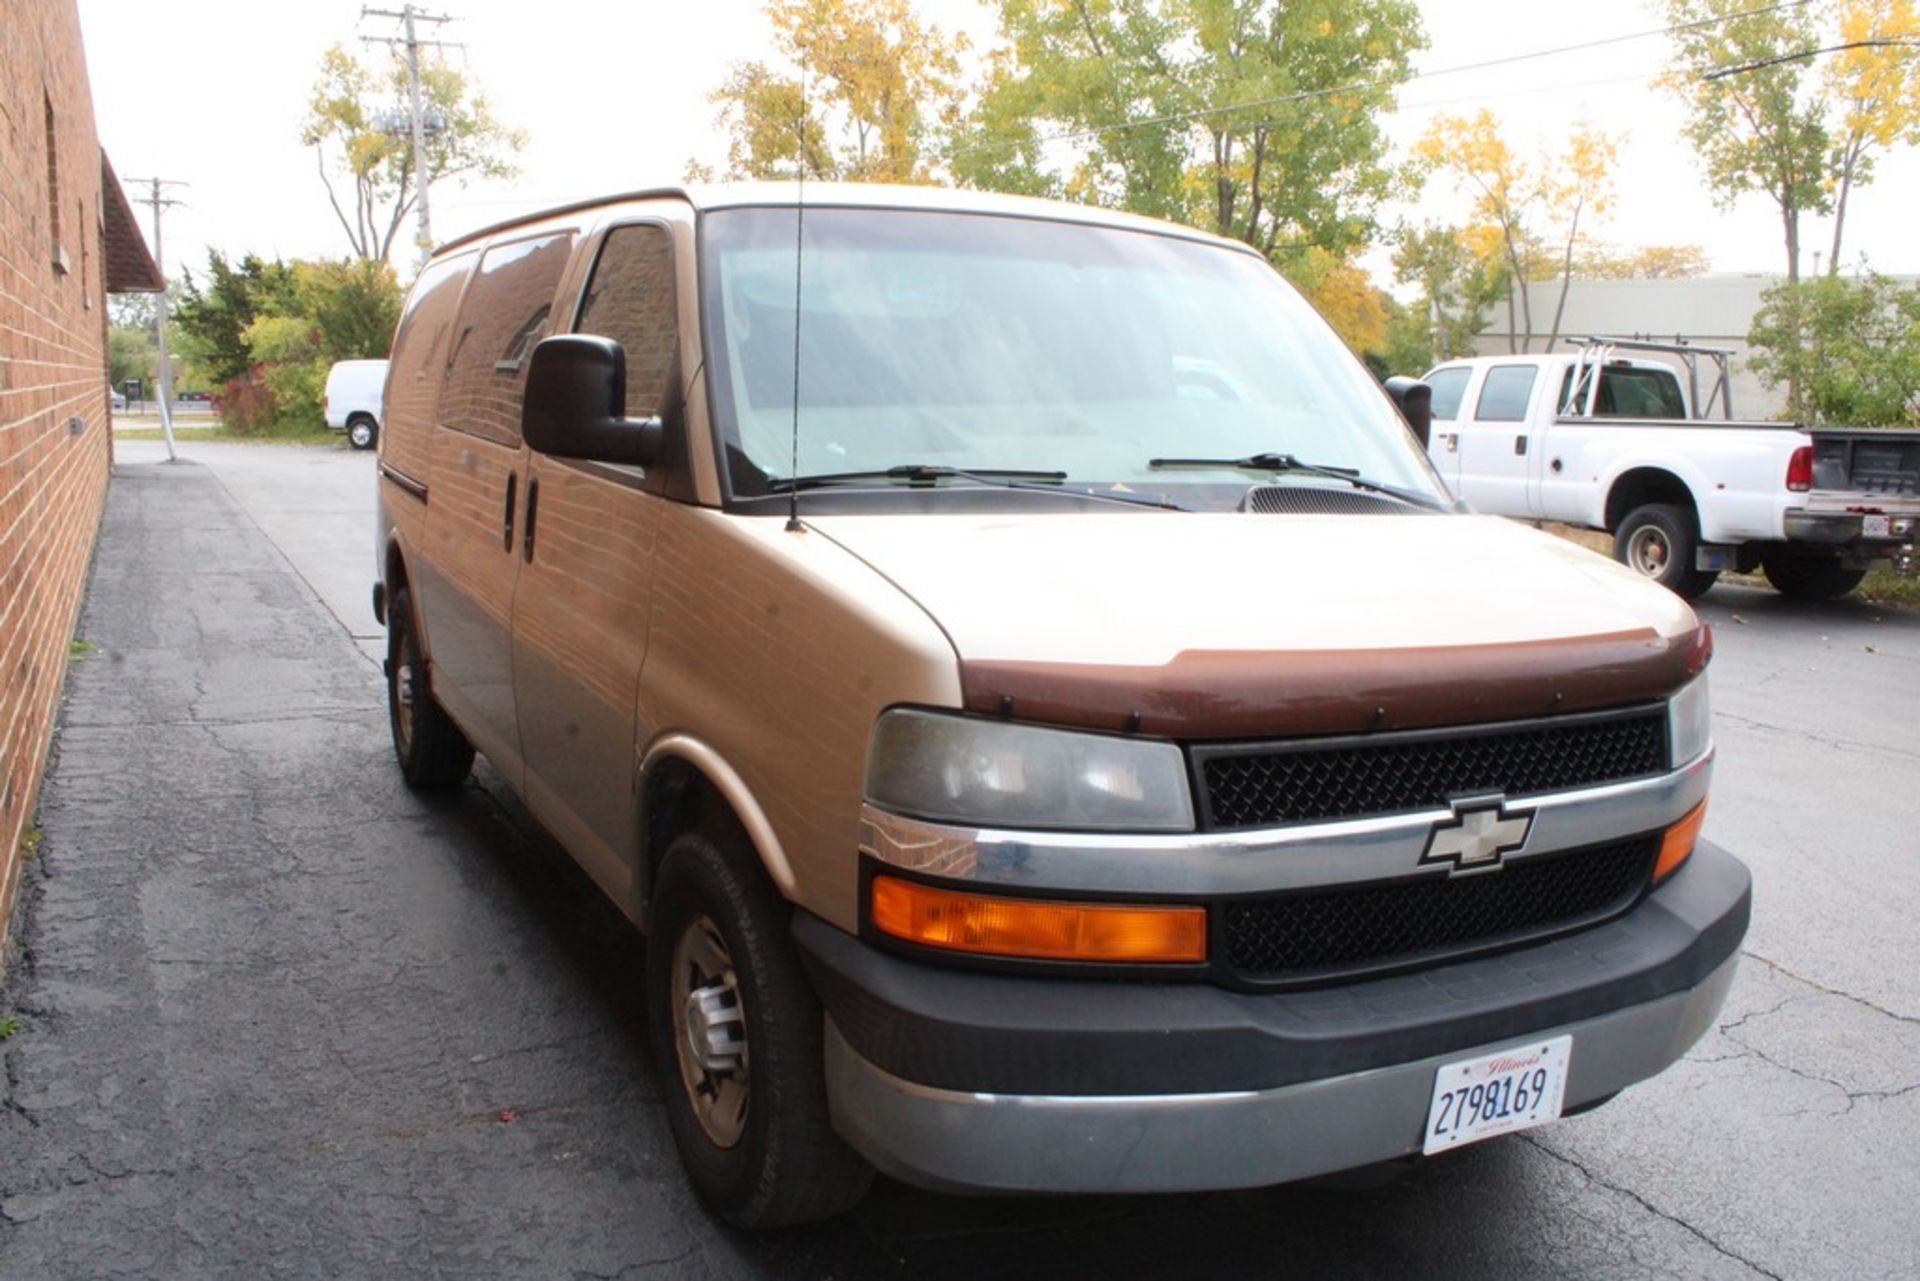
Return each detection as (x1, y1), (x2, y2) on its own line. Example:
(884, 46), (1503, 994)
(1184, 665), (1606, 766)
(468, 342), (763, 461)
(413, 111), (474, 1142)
(1220, 834), (1659, 984)
(1194, 706), (1669, 830)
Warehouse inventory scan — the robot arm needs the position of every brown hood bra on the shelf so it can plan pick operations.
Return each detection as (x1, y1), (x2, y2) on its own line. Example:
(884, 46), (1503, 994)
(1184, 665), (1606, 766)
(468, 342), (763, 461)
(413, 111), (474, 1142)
(960, 626), (1710, 740)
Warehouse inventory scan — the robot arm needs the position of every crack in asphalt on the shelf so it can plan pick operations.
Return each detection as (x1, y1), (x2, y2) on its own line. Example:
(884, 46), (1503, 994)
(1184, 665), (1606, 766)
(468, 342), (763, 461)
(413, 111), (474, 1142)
(1519, 1135), (1785, 1280)
(1740, 950), (1920, 1027)
(574, 1247), (700, 1279)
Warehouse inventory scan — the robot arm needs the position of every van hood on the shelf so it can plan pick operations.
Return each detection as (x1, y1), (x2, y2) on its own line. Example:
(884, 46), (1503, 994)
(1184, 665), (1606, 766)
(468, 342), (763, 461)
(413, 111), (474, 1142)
(805, 511), (1704, 739)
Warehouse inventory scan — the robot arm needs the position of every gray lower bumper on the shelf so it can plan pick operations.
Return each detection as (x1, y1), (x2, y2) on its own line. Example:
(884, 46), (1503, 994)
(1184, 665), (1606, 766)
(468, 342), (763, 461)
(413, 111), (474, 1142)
(824, 954), (1738, 1195)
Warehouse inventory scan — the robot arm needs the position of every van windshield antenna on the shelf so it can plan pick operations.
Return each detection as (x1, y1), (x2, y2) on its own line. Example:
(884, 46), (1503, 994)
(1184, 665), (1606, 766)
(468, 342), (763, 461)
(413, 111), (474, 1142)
(785, 85), (808, 533)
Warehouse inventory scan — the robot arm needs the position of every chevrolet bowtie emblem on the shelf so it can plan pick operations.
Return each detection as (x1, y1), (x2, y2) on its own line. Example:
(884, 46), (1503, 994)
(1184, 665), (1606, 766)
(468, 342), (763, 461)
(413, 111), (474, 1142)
(1421, 796), (1533, 875)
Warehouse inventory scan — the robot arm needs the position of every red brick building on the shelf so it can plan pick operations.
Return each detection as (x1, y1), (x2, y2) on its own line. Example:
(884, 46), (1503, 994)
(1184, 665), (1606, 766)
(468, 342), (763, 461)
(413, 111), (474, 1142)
(1, 0), (162, 957)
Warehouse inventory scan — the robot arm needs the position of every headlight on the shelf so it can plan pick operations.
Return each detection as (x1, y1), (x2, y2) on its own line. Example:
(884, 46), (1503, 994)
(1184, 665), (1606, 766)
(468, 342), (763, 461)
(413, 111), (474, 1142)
(865, 709), (1195, 832)
(1668, 673), (1711, 768)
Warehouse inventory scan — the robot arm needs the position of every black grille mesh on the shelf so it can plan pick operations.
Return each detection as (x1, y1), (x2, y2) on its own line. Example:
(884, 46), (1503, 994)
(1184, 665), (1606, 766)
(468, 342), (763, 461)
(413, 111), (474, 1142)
(1222, 835), (1658, 980)
(1200, 709), (1668, 829)
(1241, 486), (1421, 516)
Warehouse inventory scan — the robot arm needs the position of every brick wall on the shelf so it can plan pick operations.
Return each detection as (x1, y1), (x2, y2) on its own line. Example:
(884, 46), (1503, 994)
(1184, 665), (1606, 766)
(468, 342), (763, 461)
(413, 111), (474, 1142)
(0, 0), (116, 958)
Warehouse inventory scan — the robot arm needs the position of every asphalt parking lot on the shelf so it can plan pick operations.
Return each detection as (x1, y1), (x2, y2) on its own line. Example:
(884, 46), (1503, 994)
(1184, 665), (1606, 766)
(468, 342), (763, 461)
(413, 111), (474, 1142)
(2, 441), (1916, 1279)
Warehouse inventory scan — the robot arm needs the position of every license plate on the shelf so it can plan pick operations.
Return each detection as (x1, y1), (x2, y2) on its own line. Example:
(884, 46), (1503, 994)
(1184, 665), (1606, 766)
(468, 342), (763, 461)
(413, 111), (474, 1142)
(1863, 514), (1891, 538)
(1423, 1035), (1571, 1155)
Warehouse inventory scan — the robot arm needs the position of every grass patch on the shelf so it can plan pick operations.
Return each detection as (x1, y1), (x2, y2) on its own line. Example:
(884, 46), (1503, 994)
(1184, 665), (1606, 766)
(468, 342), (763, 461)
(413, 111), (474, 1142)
(69, 638), (97, 660)
(0, 1017), (19, 1040)
(19, 824), (43, 861)
(115, 423), (344, 447)
(1862, 568), (1920, 609)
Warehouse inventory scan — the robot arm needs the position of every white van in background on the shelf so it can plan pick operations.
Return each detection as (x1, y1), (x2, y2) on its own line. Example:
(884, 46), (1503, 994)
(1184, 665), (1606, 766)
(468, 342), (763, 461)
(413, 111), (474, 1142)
(324, 359), (389, 449)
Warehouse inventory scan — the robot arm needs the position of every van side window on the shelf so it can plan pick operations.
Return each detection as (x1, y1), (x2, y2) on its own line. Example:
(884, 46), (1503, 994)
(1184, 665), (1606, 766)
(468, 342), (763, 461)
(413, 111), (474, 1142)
(1425, 367), (1470, 421)
(576, 224), (678, 418)
(389, 252), (473, 388)
(441, 232), (575, 445)
(1474, 365), (1537, 422)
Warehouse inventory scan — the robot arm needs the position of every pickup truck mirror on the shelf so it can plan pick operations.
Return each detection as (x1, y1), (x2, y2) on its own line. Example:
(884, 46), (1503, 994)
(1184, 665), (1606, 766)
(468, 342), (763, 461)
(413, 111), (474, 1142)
(1383, 376), (1433, 449)
(522, 334), (664, 468)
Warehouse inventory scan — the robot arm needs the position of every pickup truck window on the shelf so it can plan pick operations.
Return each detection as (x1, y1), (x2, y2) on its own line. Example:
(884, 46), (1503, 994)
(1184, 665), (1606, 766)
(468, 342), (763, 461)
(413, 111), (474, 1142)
(1426, 367), (1471, 420)
(701, 207), (1444, 509)
(1474, 365), (1537, 422)
(1556, 365), (1687, 418)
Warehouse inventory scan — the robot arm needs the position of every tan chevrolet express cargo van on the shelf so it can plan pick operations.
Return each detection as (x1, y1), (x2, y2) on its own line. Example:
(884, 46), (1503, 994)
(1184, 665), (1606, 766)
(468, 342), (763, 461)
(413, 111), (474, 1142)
(373, 184), (1748, 1228)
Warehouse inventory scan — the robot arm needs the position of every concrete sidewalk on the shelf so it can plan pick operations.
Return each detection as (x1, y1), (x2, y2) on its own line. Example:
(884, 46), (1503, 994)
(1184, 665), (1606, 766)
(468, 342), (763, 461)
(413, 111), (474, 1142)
(0, 462), (711, 1278)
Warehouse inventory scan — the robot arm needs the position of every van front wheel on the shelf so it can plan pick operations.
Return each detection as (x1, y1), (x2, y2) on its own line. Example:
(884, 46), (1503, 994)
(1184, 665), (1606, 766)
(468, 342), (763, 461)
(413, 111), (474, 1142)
(646, 830), (872, 1228)
(386, 586), (474, 789)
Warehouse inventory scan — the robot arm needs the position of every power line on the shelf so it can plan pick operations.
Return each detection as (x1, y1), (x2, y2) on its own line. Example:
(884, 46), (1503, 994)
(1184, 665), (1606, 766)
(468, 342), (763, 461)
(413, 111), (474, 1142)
(1702, 37), (1920, 80)
(122, 176), (188, 463)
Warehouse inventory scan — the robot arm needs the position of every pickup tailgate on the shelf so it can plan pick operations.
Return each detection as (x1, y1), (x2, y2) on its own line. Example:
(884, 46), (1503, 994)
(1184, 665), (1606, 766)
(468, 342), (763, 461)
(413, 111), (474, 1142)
(1809, 429), (1920, 503)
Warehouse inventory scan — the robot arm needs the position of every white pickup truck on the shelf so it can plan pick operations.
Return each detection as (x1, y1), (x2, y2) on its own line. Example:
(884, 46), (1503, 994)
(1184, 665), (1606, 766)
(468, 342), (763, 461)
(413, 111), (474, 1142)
(1422, 338), (1920, 599)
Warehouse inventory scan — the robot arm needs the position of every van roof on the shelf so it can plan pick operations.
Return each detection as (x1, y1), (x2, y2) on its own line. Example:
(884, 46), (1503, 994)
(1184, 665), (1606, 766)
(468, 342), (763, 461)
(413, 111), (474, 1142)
(433, 181), (1255, 260)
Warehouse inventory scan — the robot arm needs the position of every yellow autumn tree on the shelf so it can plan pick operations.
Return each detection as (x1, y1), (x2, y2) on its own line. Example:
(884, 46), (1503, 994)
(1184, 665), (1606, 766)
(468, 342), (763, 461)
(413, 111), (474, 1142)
(1289, 248), (1391, 358)
(1417, 111), (1623, 352)
(694, 0), (968, 182)
(1823, 0), (1920, 273)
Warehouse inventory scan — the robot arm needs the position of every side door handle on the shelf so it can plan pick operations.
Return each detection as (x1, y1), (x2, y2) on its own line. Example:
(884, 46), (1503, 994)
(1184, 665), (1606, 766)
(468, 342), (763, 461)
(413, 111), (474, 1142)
(502, 472), (518, 552)
(1514, 435), (1528, 456)
(523, 477), (539, 562)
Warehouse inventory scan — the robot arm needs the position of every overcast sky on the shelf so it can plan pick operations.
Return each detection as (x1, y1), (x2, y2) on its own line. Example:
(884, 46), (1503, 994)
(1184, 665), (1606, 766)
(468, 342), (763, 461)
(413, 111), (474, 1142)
(77, 0), (1920, 292)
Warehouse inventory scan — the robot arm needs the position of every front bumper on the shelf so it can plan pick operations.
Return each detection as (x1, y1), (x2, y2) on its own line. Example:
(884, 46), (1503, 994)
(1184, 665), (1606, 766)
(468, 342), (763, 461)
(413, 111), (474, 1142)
(797, 841), (1749, 1195)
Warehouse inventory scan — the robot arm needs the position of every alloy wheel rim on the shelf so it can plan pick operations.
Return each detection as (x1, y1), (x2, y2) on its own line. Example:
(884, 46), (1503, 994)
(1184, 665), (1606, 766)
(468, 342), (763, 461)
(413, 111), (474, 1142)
(393, 657), (415, 745)
(670, 914), (750, 1148)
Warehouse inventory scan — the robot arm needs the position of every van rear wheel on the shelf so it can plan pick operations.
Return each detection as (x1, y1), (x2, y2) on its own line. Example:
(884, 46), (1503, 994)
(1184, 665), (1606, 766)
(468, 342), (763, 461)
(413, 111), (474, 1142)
(347, 415), (378, 450)
(1614, 504), (1717, 599)
(386, 586), (474, 789)
(646, 829), (872, 1228)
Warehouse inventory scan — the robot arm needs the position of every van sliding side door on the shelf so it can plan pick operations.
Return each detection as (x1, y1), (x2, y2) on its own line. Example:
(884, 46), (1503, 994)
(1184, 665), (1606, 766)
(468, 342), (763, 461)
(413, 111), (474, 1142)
(512, 220), (682, 902)
(419, 230), (577, 788)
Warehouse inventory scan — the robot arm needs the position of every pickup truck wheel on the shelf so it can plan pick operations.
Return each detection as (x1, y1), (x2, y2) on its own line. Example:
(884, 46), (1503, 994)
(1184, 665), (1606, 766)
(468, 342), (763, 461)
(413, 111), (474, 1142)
(347, 415), (378, 450)
(1762, 549), (1866, 601)
(1614, 504), (1717, 599)
(646, 830), (872, 1228)
(386, 587), (475, 789)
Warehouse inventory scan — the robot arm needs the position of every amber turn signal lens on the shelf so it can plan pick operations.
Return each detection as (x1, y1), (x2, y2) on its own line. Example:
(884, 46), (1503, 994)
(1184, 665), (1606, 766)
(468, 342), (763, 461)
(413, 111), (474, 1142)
(1655, 800), (1708, 883)
(871, 876), (1208, 964)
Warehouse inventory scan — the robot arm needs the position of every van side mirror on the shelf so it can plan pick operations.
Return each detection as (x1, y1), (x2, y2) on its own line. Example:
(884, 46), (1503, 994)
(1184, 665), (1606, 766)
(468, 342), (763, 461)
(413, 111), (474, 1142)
(522, 335), (664, 467)
(1383, 376), (1433, 449)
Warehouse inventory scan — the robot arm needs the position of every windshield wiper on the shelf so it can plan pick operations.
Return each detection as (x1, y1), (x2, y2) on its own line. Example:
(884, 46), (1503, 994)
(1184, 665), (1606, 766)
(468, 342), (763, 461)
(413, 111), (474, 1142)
(768, 464), (1189, 511)
(767, 464), (1067, 492)
(1147, 452), (1445, 510)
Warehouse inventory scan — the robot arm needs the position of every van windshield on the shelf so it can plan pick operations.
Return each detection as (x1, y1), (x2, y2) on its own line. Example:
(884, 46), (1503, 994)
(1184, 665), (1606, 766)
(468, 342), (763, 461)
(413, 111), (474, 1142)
(700, 207), (1445, 510)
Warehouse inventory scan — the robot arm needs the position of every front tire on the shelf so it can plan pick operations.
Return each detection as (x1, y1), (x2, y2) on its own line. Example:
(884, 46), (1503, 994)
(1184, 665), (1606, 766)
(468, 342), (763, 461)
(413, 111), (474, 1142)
(1614, 503), (1718, 599)
(1762, 549), (1866, 601)
(347, 415), (378, 450)
(646, 830), (872, 1228)
(386, 586), (474, 789)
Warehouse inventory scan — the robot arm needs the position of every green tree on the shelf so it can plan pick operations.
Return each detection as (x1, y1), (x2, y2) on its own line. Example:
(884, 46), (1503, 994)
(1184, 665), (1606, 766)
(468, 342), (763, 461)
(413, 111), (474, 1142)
(951, 0), (1426, 263)
(302, 44), (526, 263)
(1660, 0), (1830, 284)
(1390, 221), (1508, 365)
(1749, 272), (1920, 425)
(697, 0), (968, 181)
(173, 252), (300, 386)
(108, 326), (154, 391)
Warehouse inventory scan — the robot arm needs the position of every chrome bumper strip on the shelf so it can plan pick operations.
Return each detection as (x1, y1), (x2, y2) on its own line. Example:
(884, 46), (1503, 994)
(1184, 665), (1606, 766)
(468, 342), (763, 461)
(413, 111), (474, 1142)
(860, 748), (1711, 897)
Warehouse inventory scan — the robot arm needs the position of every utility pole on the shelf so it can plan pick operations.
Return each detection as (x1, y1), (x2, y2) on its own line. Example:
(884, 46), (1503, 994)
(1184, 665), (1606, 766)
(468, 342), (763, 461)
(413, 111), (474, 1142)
(124, 176), (187, 462)
(361, 6), (458, 267)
